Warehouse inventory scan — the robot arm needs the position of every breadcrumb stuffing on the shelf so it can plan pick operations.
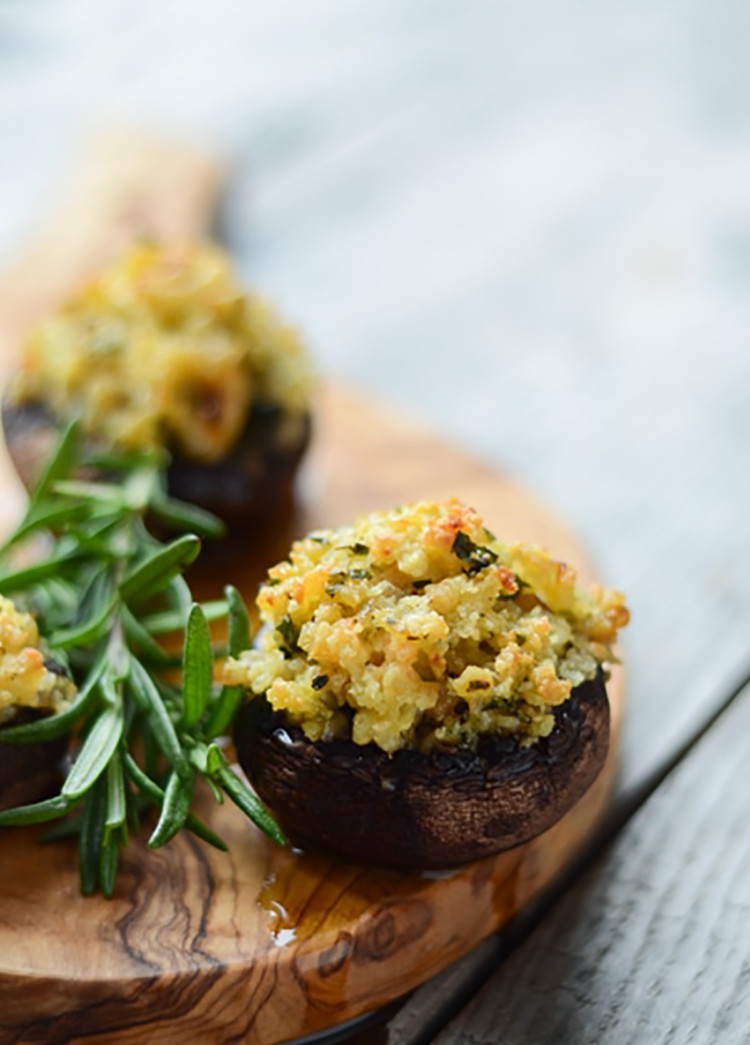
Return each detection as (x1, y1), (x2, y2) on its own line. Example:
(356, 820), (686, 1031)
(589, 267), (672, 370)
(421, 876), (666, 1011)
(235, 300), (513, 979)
(11, 242), (312, 463)
(0, 596), (75, 726)
(224, 498), (629, 753)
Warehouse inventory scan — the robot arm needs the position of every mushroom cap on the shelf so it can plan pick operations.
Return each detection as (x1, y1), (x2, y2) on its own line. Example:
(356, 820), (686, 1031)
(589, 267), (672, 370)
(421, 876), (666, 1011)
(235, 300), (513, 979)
(234, 670), (610, 869)
(1, 397), (311, 528)
(0, 710), (67, 812)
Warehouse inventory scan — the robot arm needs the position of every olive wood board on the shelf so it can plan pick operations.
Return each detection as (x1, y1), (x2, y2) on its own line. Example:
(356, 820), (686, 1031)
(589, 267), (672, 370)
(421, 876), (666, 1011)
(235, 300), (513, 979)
(0, 131), (623, 1045)
(0, 381), (623, 1045)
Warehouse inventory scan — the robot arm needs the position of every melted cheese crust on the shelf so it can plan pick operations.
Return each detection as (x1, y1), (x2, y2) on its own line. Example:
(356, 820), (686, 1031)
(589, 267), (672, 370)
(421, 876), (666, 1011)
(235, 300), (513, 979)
(225, 498), (629, 753)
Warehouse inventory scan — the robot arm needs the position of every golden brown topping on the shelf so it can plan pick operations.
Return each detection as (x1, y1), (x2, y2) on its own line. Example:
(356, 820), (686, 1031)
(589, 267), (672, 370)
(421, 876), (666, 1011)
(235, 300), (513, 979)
(11, 242), (311, 463)
(224, 498), (629, 753)
(0, 596), (75, 725)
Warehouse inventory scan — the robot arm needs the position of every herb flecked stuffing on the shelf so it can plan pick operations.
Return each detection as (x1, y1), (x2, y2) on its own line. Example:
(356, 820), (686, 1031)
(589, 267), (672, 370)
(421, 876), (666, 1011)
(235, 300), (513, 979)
(224, 498), (629, 754)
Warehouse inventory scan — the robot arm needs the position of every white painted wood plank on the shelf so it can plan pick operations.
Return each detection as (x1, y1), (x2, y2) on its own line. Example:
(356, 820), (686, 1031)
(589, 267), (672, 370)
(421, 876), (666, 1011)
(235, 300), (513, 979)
(426, 680), (750, 1045)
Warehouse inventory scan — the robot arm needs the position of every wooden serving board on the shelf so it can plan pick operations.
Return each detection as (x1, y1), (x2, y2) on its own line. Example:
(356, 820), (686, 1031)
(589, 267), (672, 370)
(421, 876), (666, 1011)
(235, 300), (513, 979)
(0, 133), (623, 1045)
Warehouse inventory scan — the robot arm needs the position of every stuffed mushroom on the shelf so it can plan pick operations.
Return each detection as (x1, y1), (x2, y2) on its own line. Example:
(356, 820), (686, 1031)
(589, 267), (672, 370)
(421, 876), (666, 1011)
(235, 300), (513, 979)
(229, 498), (629, 869)
(0, 595), (75, 810)
(2, 242), (312, 527)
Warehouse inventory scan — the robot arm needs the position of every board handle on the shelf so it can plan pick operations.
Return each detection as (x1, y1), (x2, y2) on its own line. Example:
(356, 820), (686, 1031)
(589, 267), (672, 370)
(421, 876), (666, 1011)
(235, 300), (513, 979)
(0, 129), (223, 361)
(0, 128), (223, 524)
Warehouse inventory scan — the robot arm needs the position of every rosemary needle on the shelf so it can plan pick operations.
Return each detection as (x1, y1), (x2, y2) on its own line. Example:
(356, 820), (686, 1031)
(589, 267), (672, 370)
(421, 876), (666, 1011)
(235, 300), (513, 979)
(0, 420), (285, 896)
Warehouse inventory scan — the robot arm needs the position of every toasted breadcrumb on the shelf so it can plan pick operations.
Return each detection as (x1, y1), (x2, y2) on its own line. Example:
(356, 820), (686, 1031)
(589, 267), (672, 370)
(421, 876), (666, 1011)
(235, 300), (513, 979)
(225, 498), (629, 753)
(0, 596), (75, 726)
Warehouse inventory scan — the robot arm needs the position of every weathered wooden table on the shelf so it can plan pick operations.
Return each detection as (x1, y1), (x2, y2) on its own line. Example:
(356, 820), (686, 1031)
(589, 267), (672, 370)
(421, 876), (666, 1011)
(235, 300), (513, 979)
(1, 2), (749, 1042)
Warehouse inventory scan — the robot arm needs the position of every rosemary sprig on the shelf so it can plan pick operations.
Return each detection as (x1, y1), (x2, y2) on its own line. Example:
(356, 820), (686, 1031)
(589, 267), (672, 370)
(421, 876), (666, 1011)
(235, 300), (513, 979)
(0, 420), (285, 896)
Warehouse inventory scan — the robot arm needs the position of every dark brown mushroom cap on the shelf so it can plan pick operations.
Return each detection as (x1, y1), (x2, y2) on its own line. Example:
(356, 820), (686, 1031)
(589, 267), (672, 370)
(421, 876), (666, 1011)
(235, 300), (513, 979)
(0, 709), (67, 812)
(1, 396), (311, 529)
(235, 670), (610, 869)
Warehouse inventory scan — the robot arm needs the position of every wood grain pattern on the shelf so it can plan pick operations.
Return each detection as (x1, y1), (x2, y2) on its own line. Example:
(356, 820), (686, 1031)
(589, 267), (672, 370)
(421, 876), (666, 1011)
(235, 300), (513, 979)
(0, 130), (623, 1045)
(0, 382), (624, 1045)
(428, 680), (750, 1045)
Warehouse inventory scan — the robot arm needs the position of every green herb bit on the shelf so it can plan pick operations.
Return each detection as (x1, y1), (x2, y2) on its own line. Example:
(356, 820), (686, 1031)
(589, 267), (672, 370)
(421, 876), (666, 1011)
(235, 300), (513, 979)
(0, 420), (286, 895)
(451, 530), (498, 575)
(325, 570), (349, 596)
(277, 615), (301, 658)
